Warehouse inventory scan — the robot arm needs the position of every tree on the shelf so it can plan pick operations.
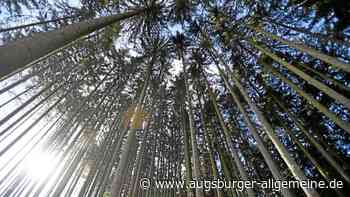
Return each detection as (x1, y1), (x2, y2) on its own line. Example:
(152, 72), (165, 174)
(0, 1), (349, 197)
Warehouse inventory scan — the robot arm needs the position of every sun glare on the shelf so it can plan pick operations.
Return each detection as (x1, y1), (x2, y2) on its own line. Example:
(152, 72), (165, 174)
(24, 150), (55, 180)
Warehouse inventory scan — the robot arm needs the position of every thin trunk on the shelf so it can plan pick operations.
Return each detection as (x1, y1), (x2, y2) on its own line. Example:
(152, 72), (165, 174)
(128, 123), (151, 197)
(0, 99), (42, 144)
(184, 70), (204, 197)
(271, 93), (350, 183)
(296, 62), (350, 92)
(0, 113), (63, 178)
(197, 91), (224, 197)
(250, 40), (350, 110)
(130, 133), (151, 197)
(82, 98), (122, 196)
(217, 148), (240, 197)
(233, 73), (317, 197)
(78, 162), (98, 197)
(261, 18), (350, 48)
(182, 106), (194, 197)
(0, 80), (56, 129)
(92, 116), (122, 196)
(0, 84), (37, 109)
(262, 61), (350, 134)
(80, 102), (121, 197)
(252, 27), (350, 73)
(97, 121), (127, 196)
(209, 69), (295, 197)
(208, 46), (320, 197)
(65, 160), (87, 197)
(0, 92), (66, 156)
(119, 141), (139, 196)
(11, 177), (31, 197)
(0, 15), (78, 33)
(32, 86), (112, 196)
(206, 83), (255, 197)
(275, 114), (347, 197)
(0, 61), (85, 132)
(0, 63), (95, 156)
(203, 124), (225, 197)
(110, 69), (150, 197)
(51, 143), (88, 197)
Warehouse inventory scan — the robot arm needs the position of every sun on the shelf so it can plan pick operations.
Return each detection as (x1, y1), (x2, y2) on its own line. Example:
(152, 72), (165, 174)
(24, 150), (55, 180)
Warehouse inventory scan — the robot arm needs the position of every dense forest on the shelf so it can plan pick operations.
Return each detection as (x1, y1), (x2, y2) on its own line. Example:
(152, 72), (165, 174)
(0, 0), (350, 197)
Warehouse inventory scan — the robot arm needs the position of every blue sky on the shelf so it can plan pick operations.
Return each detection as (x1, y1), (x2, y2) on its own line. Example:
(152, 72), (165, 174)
(65, 0), (82, 8)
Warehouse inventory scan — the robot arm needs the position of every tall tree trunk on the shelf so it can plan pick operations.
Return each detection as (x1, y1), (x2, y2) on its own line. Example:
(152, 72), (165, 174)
(98, 121), (128, 196)
(181, 106), (194, 197)
(261, 61), (350, 134)
(250, 40), (350, 110)
(128, 107), (154, 197)
(217, 147), (240, 197)
(252, 27), (350, 73)
(51, 143), (88, 197)
(203, 123), (225, 197)
(0, 33), (92, 83)
(33, 92), (111, 196)
(260, 18), (350, 48)
(206, 82), (255, 197)
(184, 70), (204, 197)
(110, 69), (150, 197)
(92, 115), (122, 196)
(196, 90), (225, 197)
(0, 9), (143, 79)
(0, 15), (79, 33)
(0, 84), (37, 109)
(0, 61), (86, 132)
(274, 113), (347, 197)
(208, 47), (320, 197)
(131, 130), (154, 197)
(209, 69), (295, 197)
(295, 62), (350, 92)
(65, 160), (87, 197)
(270, 92), (350, 183)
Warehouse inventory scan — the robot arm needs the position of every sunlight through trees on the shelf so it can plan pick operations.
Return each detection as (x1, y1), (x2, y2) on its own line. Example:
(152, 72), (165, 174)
(0, 0), (350, 197)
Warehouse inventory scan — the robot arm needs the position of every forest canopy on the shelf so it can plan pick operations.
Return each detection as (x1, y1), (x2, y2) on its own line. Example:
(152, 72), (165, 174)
(0, 0), (350, 197)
